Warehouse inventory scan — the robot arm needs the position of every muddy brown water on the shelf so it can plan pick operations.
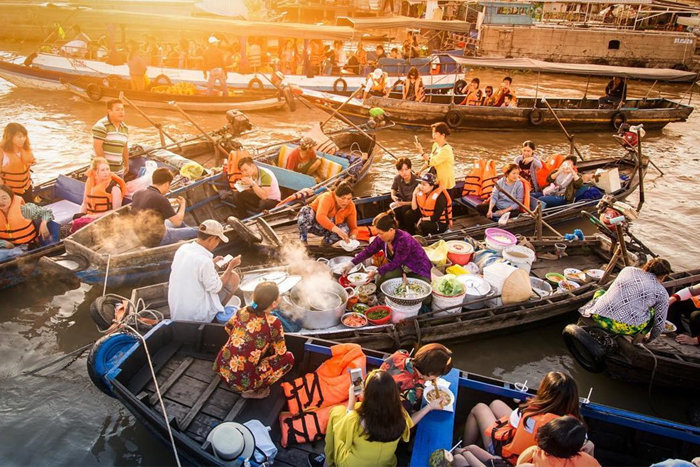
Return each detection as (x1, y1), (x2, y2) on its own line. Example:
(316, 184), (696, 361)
(1, 57), (700, 464)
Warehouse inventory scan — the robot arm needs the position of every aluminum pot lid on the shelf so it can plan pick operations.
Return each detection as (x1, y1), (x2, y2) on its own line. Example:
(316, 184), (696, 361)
(240, 271), (300, 293)
(457, 275), (490, 296)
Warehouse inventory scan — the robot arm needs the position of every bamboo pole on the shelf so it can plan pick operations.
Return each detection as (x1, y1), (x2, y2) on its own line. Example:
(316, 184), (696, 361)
(330, 111), (400, 161)
(118, 92), (180, 147)
(169, 101), (226, 161)
(492, 184), (563, 237)
(321, 87), (363, 129)
(540, 97), (585, 162)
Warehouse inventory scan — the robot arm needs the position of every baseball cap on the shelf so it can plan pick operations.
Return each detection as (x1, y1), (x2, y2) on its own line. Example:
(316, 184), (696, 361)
(208, 35), (220, 44)
(419, 172), (437, 185)
(372, 68), (383, 78)
(199, 219), (228, 243)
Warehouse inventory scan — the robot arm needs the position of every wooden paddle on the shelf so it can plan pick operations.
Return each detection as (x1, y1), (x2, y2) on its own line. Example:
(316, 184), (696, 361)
(540, 97), (585, 162)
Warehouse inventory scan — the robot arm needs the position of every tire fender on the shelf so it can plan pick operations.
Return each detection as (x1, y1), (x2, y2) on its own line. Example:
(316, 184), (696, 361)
(611, 111), (627, 130)
(154, 74), (172, 86)
(528, 108), (545, 126)
(86, 83), (103, 102)
(562, 324), (606, 373)
(445, 110), (462, 129)
(87, 333), (139, 397)
(248, 77), (263, 91)
(333, 78), (347, 93)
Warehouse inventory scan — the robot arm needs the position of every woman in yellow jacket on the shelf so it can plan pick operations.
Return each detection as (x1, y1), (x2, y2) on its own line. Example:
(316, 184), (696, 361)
(308, 370), (445, 467)
(415, 122), (455, 191)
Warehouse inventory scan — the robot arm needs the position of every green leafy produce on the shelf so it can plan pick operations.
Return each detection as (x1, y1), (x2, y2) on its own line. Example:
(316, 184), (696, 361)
(367, 309), (389, 320)
(394, 283), (427, 298)
(432, 275), (465, 297)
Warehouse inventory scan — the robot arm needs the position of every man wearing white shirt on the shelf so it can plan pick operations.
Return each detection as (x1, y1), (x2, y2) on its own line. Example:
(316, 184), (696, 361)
(168, 220), (241, 322)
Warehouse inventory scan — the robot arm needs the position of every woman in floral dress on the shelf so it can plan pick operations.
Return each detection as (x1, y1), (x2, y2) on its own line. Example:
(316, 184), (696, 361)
(214, 282), (294, 399)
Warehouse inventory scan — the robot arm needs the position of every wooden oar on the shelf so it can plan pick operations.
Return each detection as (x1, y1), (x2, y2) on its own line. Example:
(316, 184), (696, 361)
(330, 111), (400, 161)
(169, 101), (227, 161)
(491, 183), (563, 237)
(540, 97), (585, 162)
(118, 92), (180, 147)
(321, 87), (363, 129)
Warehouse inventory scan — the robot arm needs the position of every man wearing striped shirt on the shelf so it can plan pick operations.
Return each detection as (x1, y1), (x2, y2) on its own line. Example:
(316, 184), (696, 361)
(92, 99), (129, 173)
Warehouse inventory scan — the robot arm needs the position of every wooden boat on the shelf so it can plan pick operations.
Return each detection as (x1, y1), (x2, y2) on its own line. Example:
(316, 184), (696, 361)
(0, 146), (203, 290)
(63, 81), (290, 113)
(301, 87), (695, 132)
(40, 131), (376, 287)
(86, 321), (700, 466)
(260, 150), (647, 258)
(563, 267), (700, 391)
(117, 234), (644, 350)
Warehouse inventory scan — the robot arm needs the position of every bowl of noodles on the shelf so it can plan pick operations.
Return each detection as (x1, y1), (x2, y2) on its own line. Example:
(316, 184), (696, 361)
(423, 385), (455, 411)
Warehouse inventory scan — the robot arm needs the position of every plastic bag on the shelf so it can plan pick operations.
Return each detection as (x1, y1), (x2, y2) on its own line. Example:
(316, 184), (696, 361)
(126, 160), (157, 196)
(180, 161), (205, 180)
(423, 240), (449, 267)
(244, 420), (278, 464)
(498, 211), (511, 226)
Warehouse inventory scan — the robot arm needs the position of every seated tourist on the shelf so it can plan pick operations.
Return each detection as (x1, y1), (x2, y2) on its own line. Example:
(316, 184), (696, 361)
(390, 157), (419, 233)
(493, 76), (516, 107)
(581, 258), (671, 343)
(501, 94), (516, 108)
(390, 47), (400, 59)
(232, 156), (281, 218)
(463, 372), (587, 464)
(131, 167), (199, 247)
(79, 157), (125, 220)
(285, 137), (322, 181)
(0, 122), (36, 203)
(297, 182), (358, 246)
(380, 343), (453, 413)
(514, 141), (543, 193)
(168, 220), (241, 322)
(402, 67), (425, 102)
(481, 86), (496, 106)
(307, 369), (444, 467)
(214, 281), (294, 399)
(599, 76), (626, 108)
(411, 173), (452, 236)
(459, 78), (482, 106)
(669, 283), (700, 346)
(475, 164), (524, 220)
(531, 156), (583, 209)
(343, 211), (432, 289)
(0, 184), (59, 260)
(363, 68), (389, 99)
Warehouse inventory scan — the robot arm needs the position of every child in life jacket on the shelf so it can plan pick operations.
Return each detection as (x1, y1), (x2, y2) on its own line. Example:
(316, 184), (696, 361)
(461, 372), (586, 465)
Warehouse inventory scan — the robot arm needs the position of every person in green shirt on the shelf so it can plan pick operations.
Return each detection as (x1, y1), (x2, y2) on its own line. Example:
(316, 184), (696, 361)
(308, 369), (445, 467)
(415, 122), (455, 191)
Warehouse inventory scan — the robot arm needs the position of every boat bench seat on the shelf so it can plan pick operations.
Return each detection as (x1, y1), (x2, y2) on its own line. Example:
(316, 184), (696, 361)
(55, 174), (86, 205)
(46, 199), (82, 226)
(455, 195), (483, 208)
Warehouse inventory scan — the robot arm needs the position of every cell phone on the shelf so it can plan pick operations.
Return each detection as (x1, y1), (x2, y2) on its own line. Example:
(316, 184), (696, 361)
(349, 368), (364, 395)
(216, 254), (234, 268)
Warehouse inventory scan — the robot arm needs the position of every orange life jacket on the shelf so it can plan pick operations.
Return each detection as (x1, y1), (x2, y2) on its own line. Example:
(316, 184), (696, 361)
(462, 159), (486, 197)
(1, 150), (33, 195)
(0, 195), (38, 245)
(226, 149), (249, 189)
(459, 88), (481, 106)
(486, 411), (560, 463)
(536, 155), (565, 190)
(356, 225), (377, 242)
(367, 73), (387, 93)
(84, 170), (126, 214)
(279, 343), (366, 447)
(416, 186), (452, 226)
(519, 176), (531, 212)
(480, 160), (498, 201)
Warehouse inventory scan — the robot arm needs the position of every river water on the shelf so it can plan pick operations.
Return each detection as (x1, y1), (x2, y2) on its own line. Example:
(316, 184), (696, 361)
(1, 60), (699, 464)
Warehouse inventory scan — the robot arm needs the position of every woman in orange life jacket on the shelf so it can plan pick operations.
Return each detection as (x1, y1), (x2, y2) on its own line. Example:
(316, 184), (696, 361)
(410, 172), (451, 236)
(0, 184), (59, 260)
(0, 123), (36, 203)
(307, 369), (446, 467)
(461, 372), (591, 464)
(514, 141), (543, 195)
(214, 281), (294, 399)
(79, 157), (125, 219)
(475, 164), (525, 221)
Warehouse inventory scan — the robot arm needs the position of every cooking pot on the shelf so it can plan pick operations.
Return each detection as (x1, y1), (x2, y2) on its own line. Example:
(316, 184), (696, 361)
(282, 279), (355, 329)
(457, 275), (492, 310)
(317, 257), (355, 277)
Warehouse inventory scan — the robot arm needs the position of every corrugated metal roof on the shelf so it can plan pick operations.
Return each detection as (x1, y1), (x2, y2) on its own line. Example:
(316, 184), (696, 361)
(540, 0), (652, 4)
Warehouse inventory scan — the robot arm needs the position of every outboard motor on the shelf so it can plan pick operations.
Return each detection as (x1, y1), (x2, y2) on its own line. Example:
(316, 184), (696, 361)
(225, 110), (253, 136)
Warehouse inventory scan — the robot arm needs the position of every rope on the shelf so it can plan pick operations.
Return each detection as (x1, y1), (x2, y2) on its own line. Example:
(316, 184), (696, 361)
(103, 254), (111, 298)
(122, 323), (182, 467)
(637, 342), (662, 417)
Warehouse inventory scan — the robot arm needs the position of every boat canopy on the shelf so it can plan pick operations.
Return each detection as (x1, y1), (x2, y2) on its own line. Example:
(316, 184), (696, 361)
(337, 16), (475, 33)
(439, 55), (698, 82)
(63, 7), (357, 40)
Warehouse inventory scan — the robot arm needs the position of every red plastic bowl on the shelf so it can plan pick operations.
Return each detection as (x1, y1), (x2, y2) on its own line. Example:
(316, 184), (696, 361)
(338, 275), (352, 288)
(365, 306), (392, 325)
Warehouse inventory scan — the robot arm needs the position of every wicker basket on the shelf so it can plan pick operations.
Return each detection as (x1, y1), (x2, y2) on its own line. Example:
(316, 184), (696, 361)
(380, 278), (432, 307)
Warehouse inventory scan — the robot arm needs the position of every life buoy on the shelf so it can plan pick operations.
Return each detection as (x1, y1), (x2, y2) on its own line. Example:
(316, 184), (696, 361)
(86, 83), (103, 102)
(283, 87), (297, 112)
(227, 216), (262, 244)
(87, 333), (139, 397)
(248, 77), (263, 91)
(445, 110), (462, 129)
(611, 111), (627, 129)
(333, 78), (347, 93)
(154, 74), (171, 86)
(562, 324), (607, 373)
(528, 108), (544, 126)
(51, 253), (89, 273)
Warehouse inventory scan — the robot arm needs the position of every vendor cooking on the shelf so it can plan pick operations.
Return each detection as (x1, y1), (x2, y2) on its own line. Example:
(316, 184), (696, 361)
(341, 211), (432, 288)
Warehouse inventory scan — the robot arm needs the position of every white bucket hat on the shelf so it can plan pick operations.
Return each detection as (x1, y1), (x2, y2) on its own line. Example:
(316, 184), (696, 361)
(206, 422), (256, 461)
(372, 68), (383, 79)
(209, 35), (221, 44)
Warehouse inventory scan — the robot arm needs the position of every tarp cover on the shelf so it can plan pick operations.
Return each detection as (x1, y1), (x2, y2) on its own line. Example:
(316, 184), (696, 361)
(337, 16), (475, 33)
(440, 55), (698, 82)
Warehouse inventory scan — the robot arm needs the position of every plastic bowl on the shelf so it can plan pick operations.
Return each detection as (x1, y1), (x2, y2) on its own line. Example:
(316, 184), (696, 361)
(365, 305), (392, 325)
(586, 269), (605, 281)
(484, 228), (517, 246)
(347, 272), (370, 287)
(341, 312), (368, 328)
(558, 280), (580, 292)
(545, 272), (566, 285)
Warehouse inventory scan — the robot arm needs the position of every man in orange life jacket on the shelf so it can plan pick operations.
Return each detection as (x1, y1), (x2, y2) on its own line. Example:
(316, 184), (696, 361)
(131, 168), (199, 247)
(410, 172), (452, 236)
(363, 68), (389, 99)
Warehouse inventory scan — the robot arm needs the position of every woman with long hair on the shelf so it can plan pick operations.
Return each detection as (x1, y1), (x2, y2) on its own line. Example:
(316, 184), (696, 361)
(308, 369), (444, 467)
(514, 140), (543, 193)
(0, 123), (36, 203)
(214, 281), (294, 399)
(0, 184), (59, 258)
(402, 67), (425, 102)
(79, 157), (125, 220)
(462, 372), (584, 464)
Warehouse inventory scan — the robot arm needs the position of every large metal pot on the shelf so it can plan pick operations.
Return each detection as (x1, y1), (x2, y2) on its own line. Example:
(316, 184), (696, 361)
(282, 279), (355, 329)
(317, 256), (355, 277)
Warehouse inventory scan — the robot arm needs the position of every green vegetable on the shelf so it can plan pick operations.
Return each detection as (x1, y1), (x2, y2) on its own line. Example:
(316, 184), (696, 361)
(432, 274), (465, 297)
(367, 309), (389, 320)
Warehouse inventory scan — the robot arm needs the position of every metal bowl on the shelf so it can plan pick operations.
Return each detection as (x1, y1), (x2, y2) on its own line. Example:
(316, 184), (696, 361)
(380, 278), (432, 307)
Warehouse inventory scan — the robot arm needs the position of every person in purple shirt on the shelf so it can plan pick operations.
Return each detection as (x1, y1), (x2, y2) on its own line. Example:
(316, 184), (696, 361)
(342, 211), (432, 289)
